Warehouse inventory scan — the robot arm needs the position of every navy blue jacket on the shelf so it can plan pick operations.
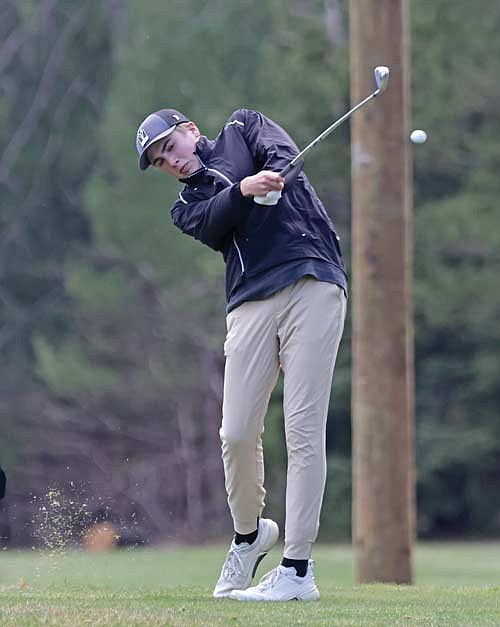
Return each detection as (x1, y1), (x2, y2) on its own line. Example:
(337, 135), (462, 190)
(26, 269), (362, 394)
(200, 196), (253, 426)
(171, 109), (347, 302)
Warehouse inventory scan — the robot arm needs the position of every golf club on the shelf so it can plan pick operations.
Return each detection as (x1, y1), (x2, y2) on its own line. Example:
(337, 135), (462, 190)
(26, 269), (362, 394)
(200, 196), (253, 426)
(255, 65), (390, 205)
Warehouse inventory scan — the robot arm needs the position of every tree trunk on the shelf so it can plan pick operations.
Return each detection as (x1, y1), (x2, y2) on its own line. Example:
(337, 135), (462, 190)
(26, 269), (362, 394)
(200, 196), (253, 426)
(349, 0), (415, 584)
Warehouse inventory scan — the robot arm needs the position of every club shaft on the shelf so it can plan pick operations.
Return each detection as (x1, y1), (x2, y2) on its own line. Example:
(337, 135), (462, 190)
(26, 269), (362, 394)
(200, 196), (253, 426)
(280, 88), (380, 177)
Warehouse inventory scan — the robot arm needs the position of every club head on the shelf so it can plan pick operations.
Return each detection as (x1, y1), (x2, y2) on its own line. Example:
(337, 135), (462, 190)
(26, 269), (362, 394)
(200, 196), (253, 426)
(374, 66), (390, 93)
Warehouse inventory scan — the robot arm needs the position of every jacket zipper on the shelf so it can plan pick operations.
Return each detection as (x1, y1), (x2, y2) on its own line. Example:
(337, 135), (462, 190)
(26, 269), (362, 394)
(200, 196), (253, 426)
(206, 168), (246, 274)
(207, 167), (232, 186)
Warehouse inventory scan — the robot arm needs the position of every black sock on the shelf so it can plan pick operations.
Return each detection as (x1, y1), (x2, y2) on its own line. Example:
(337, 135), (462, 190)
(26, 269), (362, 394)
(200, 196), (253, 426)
(234, 518), (259, 545)
(281, 558), (308, 577)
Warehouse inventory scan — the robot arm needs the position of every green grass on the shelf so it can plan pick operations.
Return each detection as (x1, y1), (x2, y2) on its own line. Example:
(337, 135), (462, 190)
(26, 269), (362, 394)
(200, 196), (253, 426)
(1, 543), (500, 625)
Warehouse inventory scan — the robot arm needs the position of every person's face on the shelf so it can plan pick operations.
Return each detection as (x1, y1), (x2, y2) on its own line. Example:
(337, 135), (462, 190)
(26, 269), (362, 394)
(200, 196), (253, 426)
(147, 122), (201, 178)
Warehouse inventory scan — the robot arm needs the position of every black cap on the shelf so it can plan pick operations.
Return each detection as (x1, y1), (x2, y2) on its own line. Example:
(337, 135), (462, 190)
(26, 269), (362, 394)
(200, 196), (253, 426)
(136, 109), (189, 170)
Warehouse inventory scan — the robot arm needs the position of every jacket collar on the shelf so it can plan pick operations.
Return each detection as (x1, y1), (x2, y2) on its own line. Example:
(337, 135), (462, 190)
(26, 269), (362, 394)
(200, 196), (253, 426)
(195, 135), (215, 162)
(179, 136), (215, 185)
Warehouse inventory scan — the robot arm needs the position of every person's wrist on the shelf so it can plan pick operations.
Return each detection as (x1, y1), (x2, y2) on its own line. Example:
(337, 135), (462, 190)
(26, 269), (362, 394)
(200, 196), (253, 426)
(240, 177), (251, 197)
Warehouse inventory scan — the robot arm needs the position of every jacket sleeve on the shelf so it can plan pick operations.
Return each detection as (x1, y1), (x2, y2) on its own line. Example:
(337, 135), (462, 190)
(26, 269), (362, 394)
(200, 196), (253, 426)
(171, 183), (253, 252)
(236, 109), (300, 172)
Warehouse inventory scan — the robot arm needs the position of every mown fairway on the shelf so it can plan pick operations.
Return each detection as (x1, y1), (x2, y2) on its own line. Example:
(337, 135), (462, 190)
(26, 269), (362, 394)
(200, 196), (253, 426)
(1, 543), (500, 625)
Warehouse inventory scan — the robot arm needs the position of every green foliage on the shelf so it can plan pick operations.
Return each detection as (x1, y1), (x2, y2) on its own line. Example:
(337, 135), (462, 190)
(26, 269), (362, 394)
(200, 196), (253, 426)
(2, 0), (500, 543)
(412, 1), (500, 200)
(34, 336), (119, 395)
(0, 0), (115, 473)
(66, 267), (135, 314)
(412, 0), (500, 535)
(0, 0), (113, 361)
(321, 454), (352, 539)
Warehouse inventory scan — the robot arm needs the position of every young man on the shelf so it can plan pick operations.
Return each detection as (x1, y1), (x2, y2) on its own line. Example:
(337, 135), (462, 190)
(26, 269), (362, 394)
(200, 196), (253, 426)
(135, 108), (347, 601)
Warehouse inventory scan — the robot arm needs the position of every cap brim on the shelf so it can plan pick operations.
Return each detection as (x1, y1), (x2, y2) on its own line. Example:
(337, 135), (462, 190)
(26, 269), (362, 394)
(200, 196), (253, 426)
(138, 125), (177, 170)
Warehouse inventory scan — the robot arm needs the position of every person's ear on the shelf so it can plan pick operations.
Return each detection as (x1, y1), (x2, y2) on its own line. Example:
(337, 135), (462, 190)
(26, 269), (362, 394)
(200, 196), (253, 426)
(187, 121), (201, 139)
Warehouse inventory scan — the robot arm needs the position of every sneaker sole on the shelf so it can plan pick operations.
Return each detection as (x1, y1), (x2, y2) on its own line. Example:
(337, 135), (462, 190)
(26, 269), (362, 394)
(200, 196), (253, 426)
(230, 591), (320, 602)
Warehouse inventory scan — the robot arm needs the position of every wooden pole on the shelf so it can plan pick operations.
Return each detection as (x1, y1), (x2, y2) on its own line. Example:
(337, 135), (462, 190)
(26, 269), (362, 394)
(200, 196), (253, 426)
(349, 0), (415, 583)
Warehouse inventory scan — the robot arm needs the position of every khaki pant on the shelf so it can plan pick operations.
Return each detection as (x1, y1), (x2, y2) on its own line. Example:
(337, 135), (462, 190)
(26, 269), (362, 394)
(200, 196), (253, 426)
(220, 277), (346, 559)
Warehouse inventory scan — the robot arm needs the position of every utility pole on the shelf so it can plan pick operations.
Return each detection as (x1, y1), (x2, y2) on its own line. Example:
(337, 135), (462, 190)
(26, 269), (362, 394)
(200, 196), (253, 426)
(349, 0), (415, 583)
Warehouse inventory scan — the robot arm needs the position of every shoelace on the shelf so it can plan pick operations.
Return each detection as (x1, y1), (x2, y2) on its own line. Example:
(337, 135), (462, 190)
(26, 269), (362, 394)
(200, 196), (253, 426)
(257, 567), (284, 590)
(222, 548), (244, 579)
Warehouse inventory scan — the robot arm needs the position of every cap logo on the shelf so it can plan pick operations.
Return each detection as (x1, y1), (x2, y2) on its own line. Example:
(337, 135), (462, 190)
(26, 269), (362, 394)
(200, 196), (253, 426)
(172, 114), (180, 120)
(137, 128), (149, 147)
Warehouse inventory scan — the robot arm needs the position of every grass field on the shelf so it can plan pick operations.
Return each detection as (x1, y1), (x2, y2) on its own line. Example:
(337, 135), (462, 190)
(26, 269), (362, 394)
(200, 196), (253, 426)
(1, 542), (500, 625)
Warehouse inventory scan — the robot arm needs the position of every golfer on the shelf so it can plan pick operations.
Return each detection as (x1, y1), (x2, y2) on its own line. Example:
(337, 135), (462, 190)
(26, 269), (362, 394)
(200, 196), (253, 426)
(136, 108), (347, 601)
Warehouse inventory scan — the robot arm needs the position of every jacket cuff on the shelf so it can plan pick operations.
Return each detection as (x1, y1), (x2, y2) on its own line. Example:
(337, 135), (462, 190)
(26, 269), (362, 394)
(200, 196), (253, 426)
(231, 182), (249, 201)
(230, 182), (254, 211)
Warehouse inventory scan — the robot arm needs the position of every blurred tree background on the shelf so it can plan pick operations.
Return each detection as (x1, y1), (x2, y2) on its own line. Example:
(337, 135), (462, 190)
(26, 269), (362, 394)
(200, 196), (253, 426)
(1, 0), (499, 547)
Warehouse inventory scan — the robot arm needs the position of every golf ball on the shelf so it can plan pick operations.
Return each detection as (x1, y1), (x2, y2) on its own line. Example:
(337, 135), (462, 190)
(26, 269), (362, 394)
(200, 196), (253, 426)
(410, 129), (427, 144)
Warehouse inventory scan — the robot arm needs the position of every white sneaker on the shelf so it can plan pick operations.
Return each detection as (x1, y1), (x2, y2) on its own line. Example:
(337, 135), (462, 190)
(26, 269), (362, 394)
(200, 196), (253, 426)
(229, 560), (320, 601)
(212, 518), (279, 598)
